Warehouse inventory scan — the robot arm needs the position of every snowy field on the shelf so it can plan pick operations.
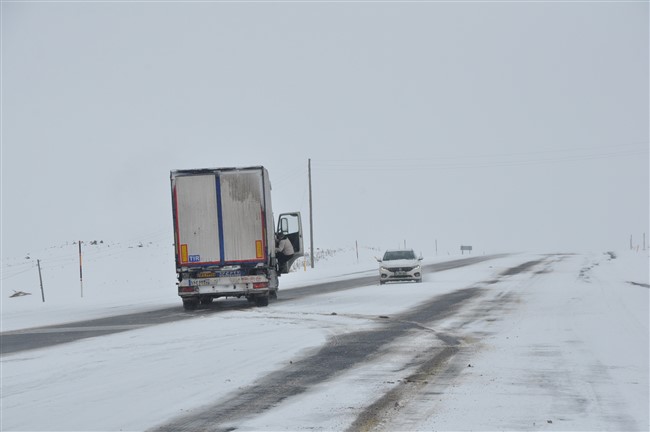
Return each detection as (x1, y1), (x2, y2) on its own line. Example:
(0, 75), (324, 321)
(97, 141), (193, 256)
(1, 243), (648, 431)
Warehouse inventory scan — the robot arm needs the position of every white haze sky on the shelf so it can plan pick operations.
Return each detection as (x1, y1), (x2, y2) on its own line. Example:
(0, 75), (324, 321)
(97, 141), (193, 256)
(1, 1), (648, 257)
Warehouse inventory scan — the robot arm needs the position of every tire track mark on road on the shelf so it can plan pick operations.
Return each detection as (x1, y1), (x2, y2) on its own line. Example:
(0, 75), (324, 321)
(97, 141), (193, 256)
(154, 256), (544, 432)
(350, 256), (558, 431)
(152, 287), (483, 432)
(1, 255), (506, 356)
(347, 345), (461, 432)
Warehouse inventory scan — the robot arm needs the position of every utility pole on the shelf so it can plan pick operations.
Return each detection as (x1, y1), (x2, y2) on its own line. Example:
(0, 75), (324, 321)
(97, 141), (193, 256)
(355, 240), (359, 264)
(78, 240), (84, 298)
(37, 259), (45, 302)
(308, 159), (314, 268)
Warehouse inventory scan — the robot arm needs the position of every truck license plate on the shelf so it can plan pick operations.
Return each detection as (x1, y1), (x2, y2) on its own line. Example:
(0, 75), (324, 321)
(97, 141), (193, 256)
(216, 270), (242, 277)
(190, 279), (214, 286)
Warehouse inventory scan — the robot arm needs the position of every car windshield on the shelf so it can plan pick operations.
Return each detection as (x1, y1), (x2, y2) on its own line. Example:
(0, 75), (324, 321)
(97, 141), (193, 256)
(383, 250), (416, 261)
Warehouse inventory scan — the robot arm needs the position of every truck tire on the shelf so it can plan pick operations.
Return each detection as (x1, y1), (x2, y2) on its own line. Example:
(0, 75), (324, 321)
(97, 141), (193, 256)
(182, 298), (199, 311)
(255, 295), (269, 307)
(199, 296), (213, 305)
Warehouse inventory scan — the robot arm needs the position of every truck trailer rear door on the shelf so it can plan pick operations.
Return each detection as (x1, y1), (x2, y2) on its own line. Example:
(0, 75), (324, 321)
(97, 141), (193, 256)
(173, 174), (221, 265)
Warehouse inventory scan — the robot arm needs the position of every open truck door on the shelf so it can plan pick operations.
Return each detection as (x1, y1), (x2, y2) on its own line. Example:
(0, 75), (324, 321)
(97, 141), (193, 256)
(277, 212), (304, 272)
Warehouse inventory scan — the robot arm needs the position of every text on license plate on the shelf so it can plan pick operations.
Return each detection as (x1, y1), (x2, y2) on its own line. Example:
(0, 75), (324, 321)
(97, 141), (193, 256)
(191, 279), (214, 286)
(216, 270), (242, 277)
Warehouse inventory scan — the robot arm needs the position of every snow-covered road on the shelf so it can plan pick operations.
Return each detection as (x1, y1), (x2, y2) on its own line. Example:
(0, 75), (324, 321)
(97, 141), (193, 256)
(1, 249), (648, 431)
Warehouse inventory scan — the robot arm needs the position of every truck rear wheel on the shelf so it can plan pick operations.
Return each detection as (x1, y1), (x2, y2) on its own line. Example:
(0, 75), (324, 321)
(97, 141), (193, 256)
(255, 295), (269, 307)
(182, 298), (199, 311)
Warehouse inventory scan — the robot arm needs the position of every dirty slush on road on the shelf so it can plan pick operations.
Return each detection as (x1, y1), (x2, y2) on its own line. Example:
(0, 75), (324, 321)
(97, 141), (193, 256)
(152, 257), (552, 432)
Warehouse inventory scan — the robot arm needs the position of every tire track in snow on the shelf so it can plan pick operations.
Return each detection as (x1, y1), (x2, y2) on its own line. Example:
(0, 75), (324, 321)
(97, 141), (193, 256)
(153, 257), (544, 432)
(351, 256), (575, 432)
(151, 286), (484, 432)
(1, 255), (506, 356)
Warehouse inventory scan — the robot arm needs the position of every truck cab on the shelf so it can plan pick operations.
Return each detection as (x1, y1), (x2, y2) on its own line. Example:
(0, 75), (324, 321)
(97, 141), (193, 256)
(276, 212), (304, 273)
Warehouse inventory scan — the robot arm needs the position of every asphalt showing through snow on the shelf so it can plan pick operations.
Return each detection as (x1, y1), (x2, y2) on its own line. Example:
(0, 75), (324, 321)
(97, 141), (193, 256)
(152, 287), (486, 432)
(153, 255), (542, 432)
(0, 255), (505, 356)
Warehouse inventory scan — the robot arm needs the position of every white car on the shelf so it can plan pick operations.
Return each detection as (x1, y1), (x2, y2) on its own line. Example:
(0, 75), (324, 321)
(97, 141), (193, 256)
(377, 249), (423, 284)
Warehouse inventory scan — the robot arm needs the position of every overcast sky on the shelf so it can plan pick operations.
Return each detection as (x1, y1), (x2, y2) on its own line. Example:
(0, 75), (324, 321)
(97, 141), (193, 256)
(1, 1), (648, 258)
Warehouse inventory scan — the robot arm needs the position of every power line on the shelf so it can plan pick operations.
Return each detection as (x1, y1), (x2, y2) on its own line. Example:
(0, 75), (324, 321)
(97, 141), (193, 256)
(314, 143), (648, 171)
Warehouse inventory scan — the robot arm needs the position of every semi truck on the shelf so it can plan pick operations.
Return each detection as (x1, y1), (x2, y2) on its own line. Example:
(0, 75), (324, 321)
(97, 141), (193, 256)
(170, 166), (303, 310)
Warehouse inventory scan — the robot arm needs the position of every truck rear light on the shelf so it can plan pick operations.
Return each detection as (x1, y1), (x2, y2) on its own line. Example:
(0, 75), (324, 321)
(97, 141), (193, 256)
(253, 282), (268, 289)
(179, 287), (197, 293)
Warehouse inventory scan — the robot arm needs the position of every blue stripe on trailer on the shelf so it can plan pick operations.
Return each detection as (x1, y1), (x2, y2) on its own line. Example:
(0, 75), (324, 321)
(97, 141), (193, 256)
(215, 175), (226, 264)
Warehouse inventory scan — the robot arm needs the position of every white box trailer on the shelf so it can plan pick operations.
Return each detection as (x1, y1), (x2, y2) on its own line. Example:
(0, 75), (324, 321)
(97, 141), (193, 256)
(171, 166), (303, 310)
